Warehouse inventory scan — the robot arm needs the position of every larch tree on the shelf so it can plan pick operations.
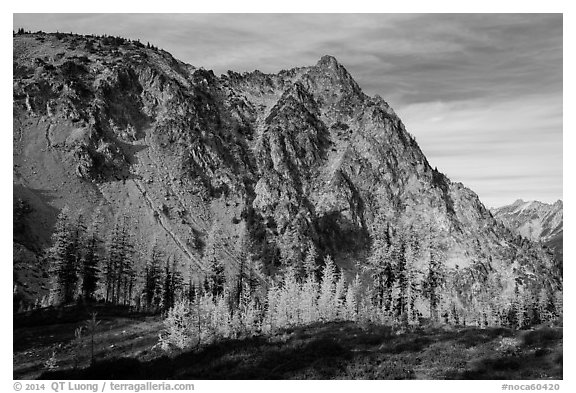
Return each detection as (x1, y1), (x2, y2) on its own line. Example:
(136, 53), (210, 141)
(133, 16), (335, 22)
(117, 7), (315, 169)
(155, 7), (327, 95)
(318, 255), (337, 321)
(264, 280), (281, 333)
(303, 242), (318, 280)
(301, 249), (319, 324)
(334, 270), (346, 318)
(344, 274), (362, 321)
(276, 265), (301, 327)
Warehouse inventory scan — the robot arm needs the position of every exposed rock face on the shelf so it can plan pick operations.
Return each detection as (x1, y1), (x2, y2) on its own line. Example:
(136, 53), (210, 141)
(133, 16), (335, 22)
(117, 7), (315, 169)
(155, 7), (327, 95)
(13, 33), (560, 304)
(492, 199), (563, 265)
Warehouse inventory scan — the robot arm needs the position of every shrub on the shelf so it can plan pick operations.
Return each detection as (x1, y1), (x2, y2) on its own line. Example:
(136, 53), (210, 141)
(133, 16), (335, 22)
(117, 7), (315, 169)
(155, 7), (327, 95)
(497, 336), (520, 354)
(72, 327), (84, 369)
(44, 346), (60, 370)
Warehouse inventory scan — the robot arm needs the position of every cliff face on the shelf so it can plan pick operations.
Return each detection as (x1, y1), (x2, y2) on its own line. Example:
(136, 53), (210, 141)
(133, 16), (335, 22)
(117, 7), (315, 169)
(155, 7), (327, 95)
(13, 33), (560, 304)
(492, 199), (563, 265)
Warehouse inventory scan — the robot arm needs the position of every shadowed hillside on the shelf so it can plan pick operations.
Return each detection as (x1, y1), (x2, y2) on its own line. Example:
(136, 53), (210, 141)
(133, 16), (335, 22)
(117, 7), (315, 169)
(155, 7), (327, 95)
(24, 319), (562, 380)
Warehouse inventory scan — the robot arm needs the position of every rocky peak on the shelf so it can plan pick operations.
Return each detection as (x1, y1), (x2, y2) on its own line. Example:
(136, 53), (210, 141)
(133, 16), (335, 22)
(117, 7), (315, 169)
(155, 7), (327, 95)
(312, 55), (358, 89)
(512, 198), (525, 206)
(492, 199), (563, 245)
(316, 55), (341, 69)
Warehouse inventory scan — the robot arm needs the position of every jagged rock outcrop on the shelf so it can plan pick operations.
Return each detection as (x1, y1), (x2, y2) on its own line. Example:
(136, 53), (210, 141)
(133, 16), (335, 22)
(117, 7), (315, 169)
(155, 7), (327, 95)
(13, 32), (561, 306)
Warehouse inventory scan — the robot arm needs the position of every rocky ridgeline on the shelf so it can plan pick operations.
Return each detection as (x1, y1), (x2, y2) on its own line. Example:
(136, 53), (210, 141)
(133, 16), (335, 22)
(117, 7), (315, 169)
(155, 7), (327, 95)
(491, 199), (563, 243)
(13, 32), (560, 307)
(492, 199), (563, 265)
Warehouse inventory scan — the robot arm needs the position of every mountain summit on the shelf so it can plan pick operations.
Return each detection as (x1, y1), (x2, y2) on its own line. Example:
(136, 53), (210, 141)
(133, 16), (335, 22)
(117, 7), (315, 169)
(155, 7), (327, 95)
(13, 32), (560, 317)
(492, 199), (563, 265)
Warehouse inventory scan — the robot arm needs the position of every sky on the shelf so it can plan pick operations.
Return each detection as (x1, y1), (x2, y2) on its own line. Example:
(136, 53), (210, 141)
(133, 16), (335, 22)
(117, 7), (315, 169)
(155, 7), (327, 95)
(12, 13), (563, 208)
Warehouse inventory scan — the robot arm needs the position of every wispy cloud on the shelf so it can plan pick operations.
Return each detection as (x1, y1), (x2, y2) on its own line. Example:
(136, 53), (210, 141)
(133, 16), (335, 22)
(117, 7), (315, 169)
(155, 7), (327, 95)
(13, 13), (562, 207)
(397, 93), (562, 207)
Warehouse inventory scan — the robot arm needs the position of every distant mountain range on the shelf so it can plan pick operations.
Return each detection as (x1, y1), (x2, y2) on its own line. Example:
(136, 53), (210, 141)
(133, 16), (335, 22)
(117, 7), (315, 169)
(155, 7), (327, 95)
(491, 199), (563, 265)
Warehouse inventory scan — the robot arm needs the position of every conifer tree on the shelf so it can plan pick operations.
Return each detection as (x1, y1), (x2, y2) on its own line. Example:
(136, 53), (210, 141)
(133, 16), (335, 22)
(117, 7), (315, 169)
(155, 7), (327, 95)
(334, 271), (346, 318)
(104, 221), (120, 303)
(234, 239), (250, 310)
(161, 256), (183, 311)
(318, 255), (337, 321)
(280, 224), (306, 272)
(144, 240), (163, 310)
(392, 238), (409, 322)
(171, 257), (184, 303)
(276, 266), (301, 326)
(81, 227), (101, 301)
(49, 207), (84, 304)
(104, 214), (135, 304)
(537, 286), (556, 324)
(366, 235), (388, 309)
(264, 280), (280, 332)
(303, 242), (318, 279)
(205, 255), (225, 297)
(344, 274), (361, 321)
(203, 226), (226, 297)
(212, 290), (232, 337)
(186, 266), (197, 307)
(239, 282), (262, 333)
(119, 217), (136, 305)
(301, 255), (319, 324)
(162, 258), (173, 311)
(246, 254), (263, 297)
(403, 229), (423, 325)
(366, 222), (395, 314)
(422, 241), (445, 322)
(509, 283), (524, 329)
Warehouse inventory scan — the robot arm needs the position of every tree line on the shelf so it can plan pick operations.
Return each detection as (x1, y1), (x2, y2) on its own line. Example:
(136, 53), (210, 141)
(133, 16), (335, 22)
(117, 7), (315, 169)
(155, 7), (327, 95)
(159, 224), (563, 350)
(38, 207), (258, 314)
(41, 207), (189, 312)
(27, 206), (562, 350)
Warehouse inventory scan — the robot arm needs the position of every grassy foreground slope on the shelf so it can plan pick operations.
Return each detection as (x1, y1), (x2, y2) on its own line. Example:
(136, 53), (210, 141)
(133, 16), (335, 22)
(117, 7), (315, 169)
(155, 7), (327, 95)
(15, 315), (562, 380)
